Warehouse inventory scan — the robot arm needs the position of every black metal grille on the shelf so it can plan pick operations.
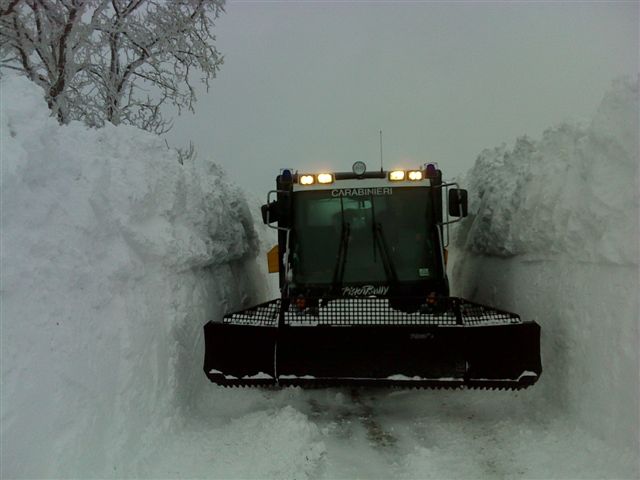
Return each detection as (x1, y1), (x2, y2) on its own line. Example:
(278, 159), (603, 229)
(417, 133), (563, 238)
(222, 299), (281, 326)
(456, 301), (521, 326)
(223, 297), (520, 327)
(286, 298), (457, 326)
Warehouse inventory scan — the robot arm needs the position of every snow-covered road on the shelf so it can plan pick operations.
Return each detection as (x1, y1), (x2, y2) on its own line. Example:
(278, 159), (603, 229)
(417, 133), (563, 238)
(138, 387), (636, 479)
(2, 75), (638, 479)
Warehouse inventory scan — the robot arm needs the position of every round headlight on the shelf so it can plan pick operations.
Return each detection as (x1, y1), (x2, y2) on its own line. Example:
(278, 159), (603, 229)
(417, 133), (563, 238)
(352, 161), (367, 176)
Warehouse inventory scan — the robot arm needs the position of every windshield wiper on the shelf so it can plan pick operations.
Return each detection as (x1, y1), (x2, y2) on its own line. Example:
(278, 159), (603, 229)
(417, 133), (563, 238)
(373, 221), (398, 285)
(369, 195), (398, 285)
(331, 221), (350, 292)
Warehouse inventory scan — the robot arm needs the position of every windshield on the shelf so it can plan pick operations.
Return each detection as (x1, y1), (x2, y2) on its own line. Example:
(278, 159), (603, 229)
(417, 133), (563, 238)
(291, 187), (437, 286)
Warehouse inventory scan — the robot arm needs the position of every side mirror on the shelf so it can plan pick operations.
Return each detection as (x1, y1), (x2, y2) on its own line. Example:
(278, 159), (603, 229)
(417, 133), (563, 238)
(261, 201), (279, 224)
(448, 188), (468, 217)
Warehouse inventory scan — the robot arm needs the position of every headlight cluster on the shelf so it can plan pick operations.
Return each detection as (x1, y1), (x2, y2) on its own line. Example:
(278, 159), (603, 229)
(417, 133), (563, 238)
(389, 170), (423, 181)
(298, 173), (334, 185)
(296, 168), (424, 185)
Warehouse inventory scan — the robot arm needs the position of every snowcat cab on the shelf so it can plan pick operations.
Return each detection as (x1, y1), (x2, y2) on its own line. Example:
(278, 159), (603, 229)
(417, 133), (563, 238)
(203, 162), (541, 389)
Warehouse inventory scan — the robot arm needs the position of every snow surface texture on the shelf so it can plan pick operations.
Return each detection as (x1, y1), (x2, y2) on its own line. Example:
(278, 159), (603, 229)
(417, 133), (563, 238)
(1, 75), (271, 477)
(452, 76), (639, 454)
(455, 77), (638, 266)
(2, 74), (639, 479)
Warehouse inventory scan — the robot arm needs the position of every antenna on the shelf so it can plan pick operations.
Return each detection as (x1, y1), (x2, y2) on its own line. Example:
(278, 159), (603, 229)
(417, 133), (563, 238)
(379, 129), (383, 172)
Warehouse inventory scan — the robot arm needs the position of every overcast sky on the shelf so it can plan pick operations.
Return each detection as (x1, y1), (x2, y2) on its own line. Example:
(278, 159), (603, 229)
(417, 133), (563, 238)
(167, 1), (638, 195)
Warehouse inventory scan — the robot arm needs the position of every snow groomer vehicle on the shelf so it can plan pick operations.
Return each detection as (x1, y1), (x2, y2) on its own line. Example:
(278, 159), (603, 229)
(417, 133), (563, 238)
(203, 162), (541, 389)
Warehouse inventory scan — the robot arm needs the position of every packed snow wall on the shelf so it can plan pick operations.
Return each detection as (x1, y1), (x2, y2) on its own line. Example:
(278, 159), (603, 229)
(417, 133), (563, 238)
(0, 75), (271, 478)
(452, 77), (639, 451)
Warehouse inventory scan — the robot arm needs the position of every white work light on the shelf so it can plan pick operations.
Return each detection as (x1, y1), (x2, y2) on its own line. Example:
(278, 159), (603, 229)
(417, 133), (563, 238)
(317, 173), (334, 184)
(389, 170), (405, 181)
(300, 175), (315, 185)
(408, 170), (423, 181)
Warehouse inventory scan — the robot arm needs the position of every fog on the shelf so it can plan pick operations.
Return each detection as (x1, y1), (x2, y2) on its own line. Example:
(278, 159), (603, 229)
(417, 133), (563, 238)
(166, 1), (638, 195)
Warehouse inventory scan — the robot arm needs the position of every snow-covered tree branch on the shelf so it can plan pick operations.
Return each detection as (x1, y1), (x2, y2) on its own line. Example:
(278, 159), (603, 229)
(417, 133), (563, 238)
(0, 0), (225, 133)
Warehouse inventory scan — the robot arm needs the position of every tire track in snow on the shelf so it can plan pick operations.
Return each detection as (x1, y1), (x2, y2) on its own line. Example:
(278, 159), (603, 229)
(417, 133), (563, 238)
(303, 389), (403, 479)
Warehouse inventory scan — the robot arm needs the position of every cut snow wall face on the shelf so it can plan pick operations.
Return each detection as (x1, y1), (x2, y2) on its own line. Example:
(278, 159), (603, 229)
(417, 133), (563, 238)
(0, 75), (268, 478)
(455, 77), (639, 265)
(452, 77), (639, 451)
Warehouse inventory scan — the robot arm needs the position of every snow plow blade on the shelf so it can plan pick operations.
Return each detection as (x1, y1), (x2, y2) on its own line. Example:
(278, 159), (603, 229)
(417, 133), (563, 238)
(203, 297), (541, 390)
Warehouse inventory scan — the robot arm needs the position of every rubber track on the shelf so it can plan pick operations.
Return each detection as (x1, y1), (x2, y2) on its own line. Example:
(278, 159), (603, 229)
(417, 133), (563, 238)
(213, 378), (534, 391)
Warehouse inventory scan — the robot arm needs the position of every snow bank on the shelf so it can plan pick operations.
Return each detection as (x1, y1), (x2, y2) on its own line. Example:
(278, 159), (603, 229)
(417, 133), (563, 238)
(452, 77), (639, 452)
(4, 71), (638, 479)
(0, 75), (269, 478)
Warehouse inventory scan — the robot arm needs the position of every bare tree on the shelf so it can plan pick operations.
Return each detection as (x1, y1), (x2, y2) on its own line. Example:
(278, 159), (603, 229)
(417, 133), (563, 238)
(0, 1), (92, 123)
(1, 0), (224, 133)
